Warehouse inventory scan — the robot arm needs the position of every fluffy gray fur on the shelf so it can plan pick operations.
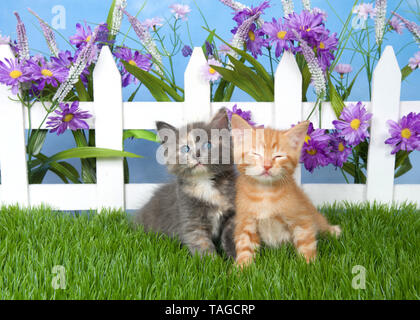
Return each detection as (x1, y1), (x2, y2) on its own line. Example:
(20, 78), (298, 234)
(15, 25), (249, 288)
(133, 108), (236, 258)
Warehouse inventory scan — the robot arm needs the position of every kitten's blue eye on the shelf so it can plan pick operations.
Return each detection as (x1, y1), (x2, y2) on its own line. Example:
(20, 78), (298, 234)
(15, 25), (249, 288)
(180, 145), (190, 153)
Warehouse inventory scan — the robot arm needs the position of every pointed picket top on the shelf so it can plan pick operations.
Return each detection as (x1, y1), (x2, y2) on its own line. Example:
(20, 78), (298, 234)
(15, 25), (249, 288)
(274, 50), (302, 129)
(93, 45), (121, 80)
(93, 45), (125, 211)
(184, 47), (211, 124)
(0, 44), (29, 206)
(366, 45), (401, 203)
(275, 51), (303, 185)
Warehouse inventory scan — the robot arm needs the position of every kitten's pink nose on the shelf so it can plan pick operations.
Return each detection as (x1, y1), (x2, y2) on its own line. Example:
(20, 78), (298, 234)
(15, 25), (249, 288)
(264, 163), (272, 171)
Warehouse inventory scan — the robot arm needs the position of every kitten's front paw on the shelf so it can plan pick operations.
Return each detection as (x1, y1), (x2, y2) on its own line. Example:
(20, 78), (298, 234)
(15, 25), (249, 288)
(235, 254), (254, 269)
(329, 225), (342, 238)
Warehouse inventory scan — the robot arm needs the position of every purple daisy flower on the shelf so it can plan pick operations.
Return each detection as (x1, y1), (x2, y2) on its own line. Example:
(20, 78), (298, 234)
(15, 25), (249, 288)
(169, 4), (191, 21)
(232, 1), (270, 30)
(0, 57), (28, 94)
(316, 32), (338, 70)
(26, 58), (68, 91)
(334, 63), (352, 78)
(385, 112), (420, 154)
(262, 18), (291, 57)
(114, 47), (152, 87)
(46, 101), (92, 135)
(70, 23), (93, 48)
(304, 122), (330, 145)
(408, 51), (420, 70)
(202, 58), (222, 83)
(246, 24), (268, 58)
(227, 104), (256, 126)
(328, 130), (352, 167)
(286, 10), (326, 45)
(301, 139), (331, 173)
(333, 102), (372, 146)
(50, 50), (74, 70)
(389, 17), (404, 35)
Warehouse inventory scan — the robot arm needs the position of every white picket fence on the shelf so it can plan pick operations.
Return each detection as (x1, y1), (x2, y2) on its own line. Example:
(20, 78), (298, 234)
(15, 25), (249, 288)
(0, 44), (419, 211)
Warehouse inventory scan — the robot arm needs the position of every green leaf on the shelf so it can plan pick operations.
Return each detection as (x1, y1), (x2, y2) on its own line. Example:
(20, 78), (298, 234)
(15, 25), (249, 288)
(123, 129), (158, 142)
(75, 78), (91, 101)
(128, 83), (142, 102)
(47, 147), (142, 165)
(27, 130), (47, 156)
(401, 65), (413, 81)
(203, 27), (273, 87)
(106, 0), (117, 41)
(301, 62), (311, 102)
(395, 154), (412, 178)
(72, 130), (96, 183)
(123, 61), (183, 102)
(33, 153), (81, 184)
(342, 162), (366, 183)
(224, 54), (274, 101)
(211, 65), (261, 101)
(328, 75), (345, 118)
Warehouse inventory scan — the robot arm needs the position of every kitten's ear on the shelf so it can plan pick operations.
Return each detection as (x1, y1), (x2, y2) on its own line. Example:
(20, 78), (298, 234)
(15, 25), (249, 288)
(230, 114), (253, 145)
(285, 121), (310, 151)
(156, 121), (177, 143)
(210, 108), (229, 129)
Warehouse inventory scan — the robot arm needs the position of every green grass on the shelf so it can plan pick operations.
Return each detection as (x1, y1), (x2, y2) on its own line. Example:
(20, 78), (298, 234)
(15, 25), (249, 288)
(0, 203), (419, 299)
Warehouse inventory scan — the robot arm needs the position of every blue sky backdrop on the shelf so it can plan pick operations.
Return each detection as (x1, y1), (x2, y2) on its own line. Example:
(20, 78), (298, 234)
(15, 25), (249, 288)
(0, 0), (419, 184)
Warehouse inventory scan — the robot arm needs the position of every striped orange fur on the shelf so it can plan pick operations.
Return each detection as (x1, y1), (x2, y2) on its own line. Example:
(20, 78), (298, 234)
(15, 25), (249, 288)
(231, 115), (342, 268)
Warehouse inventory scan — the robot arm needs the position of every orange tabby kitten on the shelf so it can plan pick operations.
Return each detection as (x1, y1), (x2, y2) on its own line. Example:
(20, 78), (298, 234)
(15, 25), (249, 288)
(230, 115), (341, 267)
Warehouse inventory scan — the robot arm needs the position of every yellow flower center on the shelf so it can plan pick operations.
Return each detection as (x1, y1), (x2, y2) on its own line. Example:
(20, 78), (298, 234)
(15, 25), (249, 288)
(401, 128), (411, 139)
(63, 114), (74, 122)
(86, 35), (92, 42)
(41, 69), (53, 77)
(248, 30), (255, 41)
(128, 59), (137, 66)
(209, 67), (216, 74)
(338, 143), (345, 152)
(9, 70), (22, 79)
(305, 135), (311, 144)
(307, 148), (317, 155)
(277, 31), (287, 39)
(319, 42), (326, 49)
(306, 28), (311, 32)
(350, 118), (361, 130)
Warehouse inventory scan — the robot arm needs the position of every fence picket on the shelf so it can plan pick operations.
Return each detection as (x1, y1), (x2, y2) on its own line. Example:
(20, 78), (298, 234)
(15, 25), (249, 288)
(93, 46), (125, 211)
(366, 46), (401, 203)
(0, 45), (29, 206)
(184, 47), (211, 122)
(275, 51), (303, 185)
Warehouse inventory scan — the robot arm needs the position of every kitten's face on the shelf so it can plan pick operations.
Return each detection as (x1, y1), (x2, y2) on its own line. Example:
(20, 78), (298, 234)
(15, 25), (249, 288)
(231, 115), (309, 184)
(156, 108), (233, 178)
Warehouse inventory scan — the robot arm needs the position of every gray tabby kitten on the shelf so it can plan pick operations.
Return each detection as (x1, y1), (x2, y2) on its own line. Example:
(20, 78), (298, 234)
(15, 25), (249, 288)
(134, 108), (236, 258)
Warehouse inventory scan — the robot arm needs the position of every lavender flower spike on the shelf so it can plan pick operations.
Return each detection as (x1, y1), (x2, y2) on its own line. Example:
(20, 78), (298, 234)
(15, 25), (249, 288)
(392, 12), (420, 44)
(302, 0), (311, 11)
(293, 30), (326, 97)
(14, 12), (29, 61)
(28, 8), (59, 57)
(121, 7), (163, 75)
(229, 12), (261, 62)
(281, 0), (294, 16)
(110, 0), (127, 37)
(52, 30), (98, 103)
(374, 0), (387, 45)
